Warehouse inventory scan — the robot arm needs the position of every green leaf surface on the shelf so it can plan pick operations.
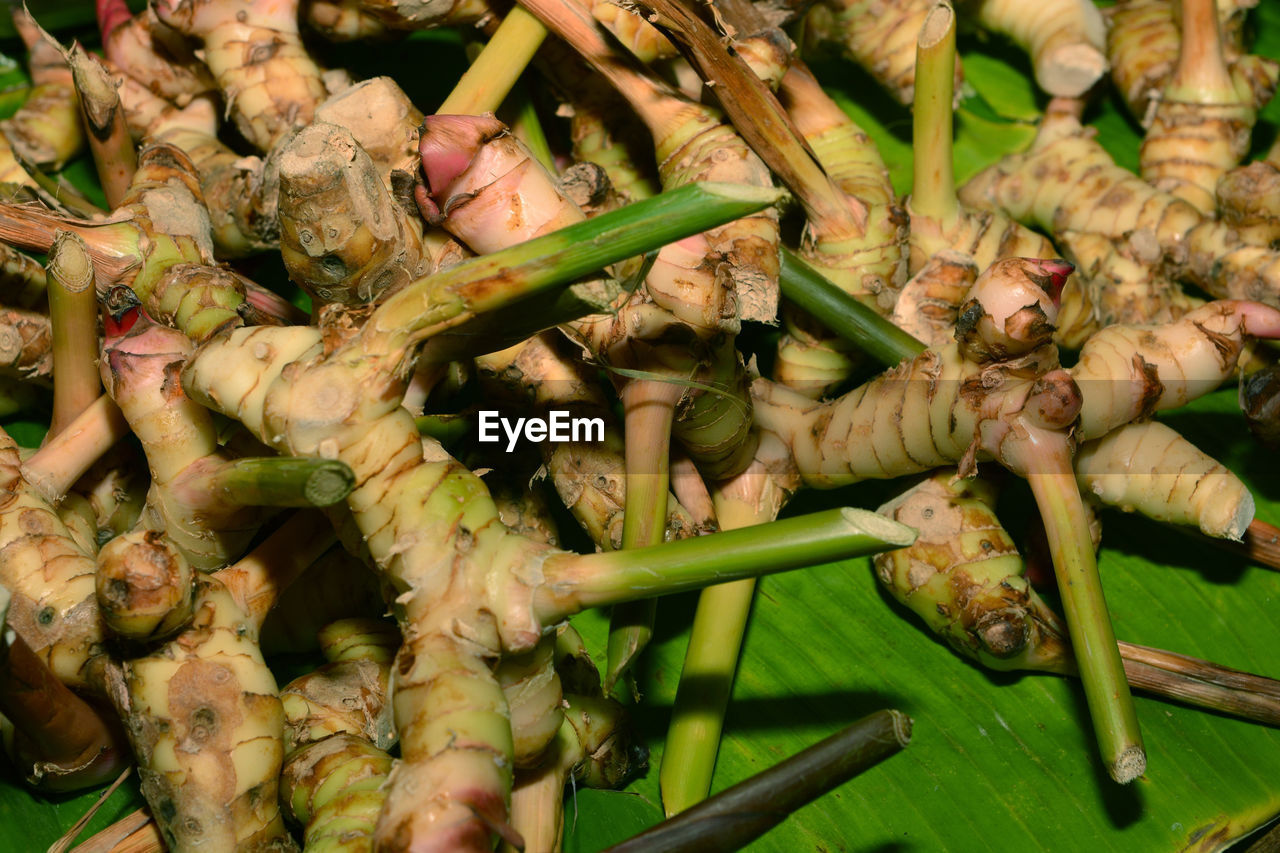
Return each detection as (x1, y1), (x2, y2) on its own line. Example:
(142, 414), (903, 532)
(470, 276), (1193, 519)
(5, 2), (1280, 852)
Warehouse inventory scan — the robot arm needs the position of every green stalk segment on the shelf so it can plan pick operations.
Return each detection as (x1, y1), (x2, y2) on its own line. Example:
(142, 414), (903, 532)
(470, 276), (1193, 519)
(438, 6), (548, 115)
(606, 709), (912, 853)
(780, 249), (926, 366)
(364, 181), (782, 354)
(413, 414), (470, 447)
(606, 380), (681, 692)
(660, 576), (756, 816)
(536, 507), (916, 623)
(1024, 443), (1145, 784)
(205, 457), (357, 508)
(911, 4), (960, 225)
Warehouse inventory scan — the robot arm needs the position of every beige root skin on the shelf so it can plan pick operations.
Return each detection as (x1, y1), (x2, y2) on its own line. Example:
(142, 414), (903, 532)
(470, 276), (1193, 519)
(890, 250), (978, 348)
(313, 77), (424, 184)
(0, 9), (84, 169)
(106, 577), (295, 853)
(277, 122), (432, 306)
(304, 0), (394, 40)
(769, 60), (907, 394)
(95, 529), (196, 642)
(802, 0), (959, 104)
(1075, 420), (1254, 540)
(759, 258), (1074, 488)
(22, 396), (132, 506)
(1105, 0), (1275, 126)
(875, 471), (1070, 672)
(182, 324), (536, 852)
(778, 63), (894, 208)
(0, 307), (52, 385)
(0, 243), (47, 310)
(527, 5), (780, 325)
(1058, 231), (1200, 333)
(589, 0), (678, 64)
(101, 0), (218, 103)
(1138, 0), (1266, 215)
(753, 341), (1070, 488)
(1070, 300), (1280, 440)
(969, 0), (1108, 97)
(280, 733), (393, 852)
(505, 692), (642, 853)
(1216, 159), (1280, 245)
(101, 317), (259, 571)
(1105, 0), (1181, 124)
(958, 110), (1204, 262)
(496, 638), (565, 768)
(153, 0), (328, 152)
(0, 430), (102, 690)
(423, 114), (757, 478)
(282, 659), (394, 754)
(959, 106), (1280, 307)
(141, 95), (281, 258)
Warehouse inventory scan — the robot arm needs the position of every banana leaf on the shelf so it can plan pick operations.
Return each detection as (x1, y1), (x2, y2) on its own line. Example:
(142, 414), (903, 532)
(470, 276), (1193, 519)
(2, 3), (1280, 852)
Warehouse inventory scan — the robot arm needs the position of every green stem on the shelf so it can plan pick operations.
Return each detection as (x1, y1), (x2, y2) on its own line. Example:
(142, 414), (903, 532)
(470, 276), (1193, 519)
(197, 457), (356, 508)
(535, 507), (915, 623)
(45, 230), (100, 439)
(910, 3), (959, 226)
(360, 181), (780, 357)
(606, 710), (911, 853)
(1021, 430), (1145, 784)
(606, 379), (682, 692)
(780, 248), (925, 367)
(660, 576), (755, 815)
(506, 84), (555, 172)
(438, 6), (547, 115)
(414, 413), (470, 448)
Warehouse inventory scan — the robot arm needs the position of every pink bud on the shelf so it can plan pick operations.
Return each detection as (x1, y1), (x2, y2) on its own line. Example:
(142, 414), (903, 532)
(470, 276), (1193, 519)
(418, 114), (507, 199)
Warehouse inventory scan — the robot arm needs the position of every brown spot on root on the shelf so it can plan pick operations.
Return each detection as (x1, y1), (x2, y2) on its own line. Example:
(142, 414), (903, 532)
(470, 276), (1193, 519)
(18, 508), (54, 536)
(1132, 353), (1165, 421)
(1191, 320), (1241, 369)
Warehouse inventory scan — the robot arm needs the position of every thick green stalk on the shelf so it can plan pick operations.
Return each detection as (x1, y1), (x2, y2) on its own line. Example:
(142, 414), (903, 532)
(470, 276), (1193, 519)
(606, 379), (682, 692)
(360, 182), (780, 357)
(45, 231), (100, 439)
(911, 4), (959, 226)
(780, 249), (926, 366)
(1021, 431), (1145, 784)
(659, 575), (755, 815)
(438, 6), (547, 115)
(414, 414), (470, 448)
(194, 457), (356, 508)
(607, 709), (911, 853)
(535, 507), (915, 623)
(507, 84), (555, 171)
